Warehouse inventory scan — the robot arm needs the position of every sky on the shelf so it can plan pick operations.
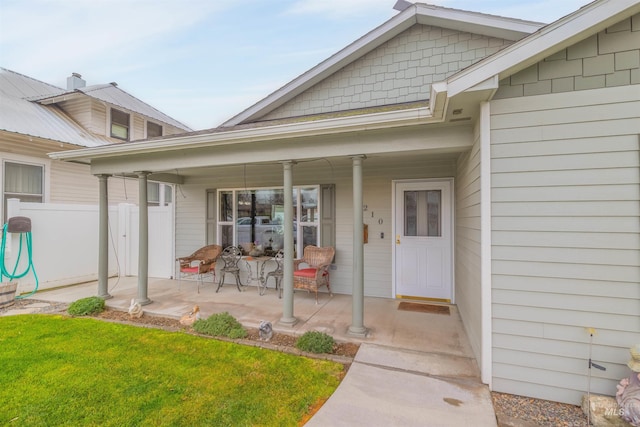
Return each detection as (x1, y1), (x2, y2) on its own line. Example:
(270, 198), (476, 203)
(0, 0), (591, 131)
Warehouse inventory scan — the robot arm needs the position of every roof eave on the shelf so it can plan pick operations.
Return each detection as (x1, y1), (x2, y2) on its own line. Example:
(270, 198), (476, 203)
(414, 3), (544, 41)
(49, 92), (448, 163)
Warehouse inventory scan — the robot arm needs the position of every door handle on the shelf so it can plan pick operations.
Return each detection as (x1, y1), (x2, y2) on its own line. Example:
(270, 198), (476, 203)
(396, 235), (401, 244)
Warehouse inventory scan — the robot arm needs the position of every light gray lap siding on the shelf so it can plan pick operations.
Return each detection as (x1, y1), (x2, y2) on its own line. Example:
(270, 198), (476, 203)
(489, 83), (640, 404)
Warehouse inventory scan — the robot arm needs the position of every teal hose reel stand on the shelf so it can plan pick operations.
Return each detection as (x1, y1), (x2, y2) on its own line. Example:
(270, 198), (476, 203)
(1, 216), (39, 299)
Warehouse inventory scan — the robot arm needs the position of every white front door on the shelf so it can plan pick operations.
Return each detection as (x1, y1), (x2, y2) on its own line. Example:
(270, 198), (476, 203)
(394, 179), (453, 302)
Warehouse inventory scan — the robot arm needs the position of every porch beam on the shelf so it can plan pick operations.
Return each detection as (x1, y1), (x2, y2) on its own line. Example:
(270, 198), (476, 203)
(136, 171), (152, 305)
(279, 161), (297, 326)
(348, 155), (367, 337)
(96, 174), (112, 300)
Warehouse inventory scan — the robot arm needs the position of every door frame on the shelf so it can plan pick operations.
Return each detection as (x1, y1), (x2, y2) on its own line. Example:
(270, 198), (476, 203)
(391, 177), (455, 302)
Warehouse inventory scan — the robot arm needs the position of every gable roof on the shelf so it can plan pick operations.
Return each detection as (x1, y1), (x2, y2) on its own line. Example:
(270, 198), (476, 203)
(221, 3), (544, 127)
(0, 68), (113, 147)
(445, 0), (640, 97)
(50, 0), (638, 165)
(31, 82), (192, 131)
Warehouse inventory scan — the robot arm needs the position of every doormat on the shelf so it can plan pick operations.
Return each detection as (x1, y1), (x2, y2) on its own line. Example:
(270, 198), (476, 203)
(398, 302), (450, 315)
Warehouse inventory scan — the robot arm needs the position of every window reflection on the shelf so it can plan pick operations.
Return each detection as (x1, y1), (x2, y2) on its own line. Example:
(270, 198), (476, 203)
(218, 186), (319, 256)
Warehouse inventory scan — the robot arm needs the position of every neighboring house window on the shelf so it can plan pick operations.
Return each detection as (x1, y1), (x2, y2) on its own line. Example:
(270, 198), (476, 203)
(147, 182), (173, 206)
(110, 108), (130, 140)
(147, 121), (162, 138)
(3, 161), (43, 221)
(215, 185), (333, 257)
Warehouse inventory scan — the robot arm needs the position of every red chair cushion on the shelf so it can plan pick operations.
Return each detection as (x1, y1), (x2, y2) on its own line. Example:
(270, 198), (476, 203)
(294, 268), (328, 278)
(181, 266), (200, 273)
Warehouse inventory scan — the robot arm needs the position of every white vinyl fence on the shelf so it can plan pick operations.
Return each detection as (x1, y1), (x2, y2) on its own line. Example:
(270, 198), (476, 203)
(2, 199), (174, 295)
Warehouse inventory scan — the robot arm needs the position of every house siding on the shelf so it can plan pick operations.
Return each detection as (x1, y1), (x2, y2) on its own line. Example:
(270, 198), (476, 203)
(489, 84), (640, 404)
(262, 24), (511, 120)
(495, 14), (640, 99)
(1, 134), (140, 223)
(454, 121), (483, 368)
(59, 97), (185, 142)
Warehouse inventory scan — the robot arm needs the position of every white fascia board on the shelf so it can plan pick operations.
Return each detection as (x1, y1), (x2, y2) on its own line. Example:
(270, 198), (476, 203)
(49, 104), (441, 162)
(447, 0), (640, 98)
(414, 3), (544, 41)
(222, 8), (418, 127)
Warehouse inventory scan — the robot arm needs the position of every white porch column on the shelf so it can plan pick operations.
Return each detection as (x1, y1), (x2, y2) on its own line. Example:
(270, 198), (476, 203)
(348, 155), (367, 337)
(97, 174), (112, 300)
(136, 171), (152, 305)
(279, 161), (297, 326)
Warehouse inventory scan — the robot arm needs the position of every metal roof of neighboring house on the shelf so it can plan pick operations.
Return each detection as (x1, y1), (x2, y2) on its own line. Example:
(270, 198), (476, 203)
(0, 68), (113, 147)
(31, 82), (192, 132)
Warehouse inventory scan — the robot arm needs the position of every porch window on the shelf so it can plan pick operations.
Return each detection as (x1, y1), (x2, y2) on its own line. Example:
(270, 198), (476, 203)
(3, 161), (44, 222)
(217, 186), (320, 256)
(110, 108), (130, 140)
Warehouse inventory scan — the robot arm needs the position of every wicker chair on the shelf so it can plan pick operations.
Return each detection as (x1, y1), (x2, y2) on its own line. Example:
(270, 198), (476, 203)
(216, 246), (243, 292)
(293, 245), (335, 304)
(176, 244), (222, 292)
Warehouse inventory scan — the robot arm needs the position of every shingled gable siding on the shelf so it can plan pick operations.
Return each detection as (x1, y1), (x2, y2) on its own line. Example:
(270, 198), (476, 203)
(262, 25), (512, 121)
(495, 14), (640, 99)
(489, 79), (640, 403)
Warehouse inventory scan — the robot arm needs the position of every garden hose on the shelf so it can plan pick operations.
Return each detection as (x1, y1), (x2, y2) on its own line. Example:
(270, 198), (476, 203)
(0, 222), (39, 299)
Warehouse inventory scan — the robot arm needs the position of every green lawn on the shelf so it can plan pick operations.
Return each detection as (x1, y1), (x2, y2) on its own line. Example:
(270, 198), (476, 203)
(0, 315), (343, 426)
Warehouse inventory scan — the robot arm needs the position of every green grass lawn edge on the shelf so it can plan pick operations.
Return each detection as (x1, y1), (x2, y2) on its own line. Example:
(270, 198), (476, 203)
(0, 315), (344, 426)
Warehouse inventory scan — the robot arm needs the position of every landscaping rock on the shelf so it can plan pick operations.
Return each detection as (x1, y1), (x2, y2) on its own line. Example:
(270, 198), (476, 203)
(582, 394), (632, 427)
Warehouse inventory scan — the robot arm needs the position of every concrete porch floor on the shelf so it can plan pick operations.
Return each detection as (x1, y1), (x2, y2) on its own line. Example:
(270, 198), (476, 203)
(31, 276), (473, 356)
(26, 276), (498, 426)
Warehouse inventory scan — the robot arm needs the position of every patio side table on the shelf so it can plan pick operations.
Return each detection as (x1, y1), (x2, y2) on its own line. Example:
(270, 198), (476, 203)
(242, 256), (272, 295)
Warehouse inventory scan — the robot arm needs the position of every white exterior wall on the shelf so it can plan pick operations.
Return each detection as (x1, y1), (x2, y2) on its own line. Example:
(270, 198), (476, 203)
(50, 160), (139, 205)
(490, 84), (640, 404)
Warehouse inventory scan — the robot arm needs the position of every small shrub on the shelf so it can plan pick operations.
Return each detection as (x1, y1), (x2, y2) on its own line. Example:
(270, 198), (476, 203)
(67, 296), (105, 316)
(193, 312), (247, 339)
(295, 331), (335, 354)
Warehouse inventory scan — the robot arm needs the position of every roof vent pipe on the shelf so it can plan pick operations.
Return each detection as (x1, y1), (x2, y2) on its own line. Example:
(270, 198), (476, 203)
(67, 72), (86, 90)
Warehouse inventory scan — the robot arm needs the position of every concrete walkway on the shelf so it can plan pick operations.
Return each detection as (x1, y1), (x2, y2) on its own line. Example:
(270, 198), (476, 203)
(307, 344), (496, 426)
(7, 277), (498, 426)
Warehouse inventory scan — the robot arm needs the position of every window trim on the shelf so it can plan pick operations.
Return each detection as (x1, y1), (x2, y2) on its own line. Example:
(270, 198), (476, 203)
(216, 185), (321, 256)
(2, 159), (46, 222)
(110, 108), (130, 140)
